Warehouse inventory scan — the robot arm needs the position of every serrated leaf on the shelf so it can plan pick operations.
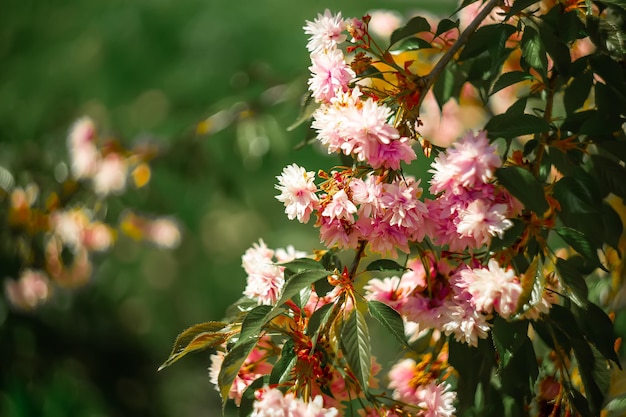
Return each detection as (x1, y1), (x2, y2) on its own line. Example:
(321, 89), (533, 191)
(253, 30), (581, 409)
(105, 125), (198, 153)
(270, 339), (296, 385)
(390, 16), (431, 46)
(538, 21), (571, 76)
(274, 269), (330, 309)
(486, 113), (551, 140)
(556, 257), (589, 307)
(555, 227), (603, 270)
(433, 61), (463, 110)
(280, 258), (325, 274)
(340, 309), (371, 390)
(521, 26), (548, 81)
(159, 321), (233, 370)
(515, 256), (546, 316)
(307, 302), (335, 337)
(365, 259), (408, 272)
(492, 316), (530, 370)
(602, 201), (624, 251)
(490, 71), (533, 96)
(367, 300), (411, 349)
(218, 338), (257, 408)
(571, 338), (609, 414)
(496, 166), (549, 216)
(390, 37), (432, 52)
(572, 302), (622, 368)
(238, 305), (273, 343)
(553, 176), (600, 215)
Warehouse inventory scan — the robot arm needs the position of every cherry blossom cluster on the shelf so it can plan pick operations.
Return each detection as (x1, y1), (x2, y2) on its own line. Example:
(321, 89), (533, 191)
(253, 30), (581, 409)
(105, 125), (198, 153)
(250, 387), (339, 417)
(305, 10), (417, 170)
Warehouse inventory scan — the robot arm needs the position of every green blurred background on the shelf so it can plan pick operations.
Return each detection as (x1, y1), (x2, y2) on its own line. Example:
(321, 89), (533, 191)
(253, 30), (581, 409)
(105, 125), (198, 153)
(0, 1), (457, 416)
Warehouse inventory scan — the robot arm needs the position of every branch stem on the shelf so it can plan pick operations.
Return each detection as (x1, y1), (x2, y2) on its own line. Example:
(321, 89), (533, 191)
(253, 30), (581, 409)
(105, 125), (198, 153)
(417, 0), (504, 108)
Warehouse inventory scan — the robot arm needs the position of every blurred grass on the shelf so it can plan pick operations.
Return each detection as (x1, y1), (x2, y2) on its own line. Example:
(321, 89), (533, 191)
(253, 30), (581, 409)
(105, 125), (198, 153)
(0, 1), (456, 416)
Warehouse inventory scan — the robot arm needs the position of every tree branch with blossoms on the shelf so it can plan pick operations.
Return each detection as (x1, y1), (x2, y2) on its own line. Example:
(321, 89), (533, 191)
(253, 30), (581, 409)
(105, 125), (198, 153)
(161, 2), (626, 417)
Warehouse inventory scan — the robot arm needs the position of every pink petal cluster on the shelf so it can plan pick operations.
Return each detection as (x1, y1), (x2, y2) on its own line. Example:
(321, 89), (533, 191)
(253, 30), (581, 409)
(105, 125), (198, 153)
(275, 164), (320, 223)
(304, 10), (416, 169)
(365, 254), (491, 346)
(242, 239), (308, 305)
(251, 387), (339, 417)
(425, 131), (518, 251)
(4, 269), (50, 310)
(311, 92), (416, 169)
(387, 359), (457, 417)
(454, 258), (523, 319)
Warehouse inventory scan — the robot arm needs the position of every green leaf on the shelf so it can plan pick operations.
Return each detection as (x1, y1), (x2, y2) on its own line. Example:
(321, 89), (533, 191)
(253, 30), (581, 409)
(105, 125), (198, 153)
(490, 71), (533, 96)
(218, 338), (257, 408)
(515, 256), (546, 316)
(365, 259), (408, 272)
(591, 154), (626, 201)
(590, 54), (626, 102)
(270, 339), (296, 384)
(572, 302), (622, 368)
(485, 113), (551, 140)
(340, 309), (372, 390)
(435, 18), (459, 37)
(274, 269), (331, 309)
(555, 227), (603, 270)
(506, 0), (541, 19)
(390, 16), (431, 46)
(448, 338), (496, 413)
(367, 300), (411, 349)
(433, 61), (463, 110)
(288, 91), (319, 131)
(307, 302), (335, 339)
(280, 258), (325, 274)
(553, 175), (601, 215)
(492, 316), (530, 370)
(495, 166), (549, 216)
(459, 24), (517, 61)
(238, 305), (274, 343)
(159, 321), (233, 370)
(571, 338), (610, 414)
(538, 20), (571, 76)
(390, 37), (432, 52)
(556, 257), (589, 307)
(521, 26), (548, 81)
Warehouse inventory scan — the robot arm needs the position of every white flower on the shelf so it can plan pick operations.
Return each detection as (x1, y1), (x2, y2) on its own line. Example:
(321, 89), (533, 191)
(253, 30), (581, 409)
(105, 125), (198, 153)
(275, 164), (319, 223)
(303, 9), (347, 53)
(93, 153), (128, 196)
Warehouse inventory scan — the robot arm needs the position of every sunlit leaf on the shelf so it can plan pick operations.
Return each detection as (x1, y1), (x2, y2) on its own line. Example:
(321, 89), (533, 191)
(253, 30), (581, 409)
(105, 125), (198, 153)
(340, 309), (371, 391)
(159, 321), (234, 370)
(490, 71), (534, 96)
(390, 37), (432, 52)
(218, 339), (257, 409)
(495, 166), (549, 216)
(269, 339), (296, 385)
(435, 18), (459, 37)
(556, 257), (589, 307)
(367, 300), (411, 349)
(274, 269), (330, 309)
(280, 258), (325, 274)
(521, 26), (548, 81)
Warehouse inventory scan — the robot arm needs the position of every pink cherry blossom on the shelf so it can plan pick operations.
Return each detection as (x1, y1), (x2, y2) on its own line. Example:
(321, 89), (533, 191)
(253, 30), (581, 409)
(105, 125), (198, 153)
(275, 164), (320, 224)
(308, 49), (355, 103)
(456, 199), (513, 247)
(456, 259), (522, 318)
(304, 9), (347, 53)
